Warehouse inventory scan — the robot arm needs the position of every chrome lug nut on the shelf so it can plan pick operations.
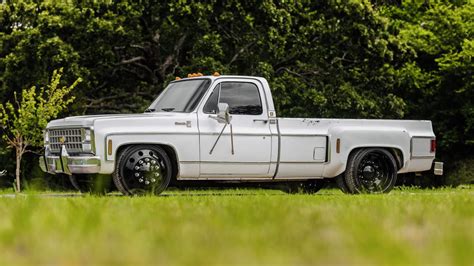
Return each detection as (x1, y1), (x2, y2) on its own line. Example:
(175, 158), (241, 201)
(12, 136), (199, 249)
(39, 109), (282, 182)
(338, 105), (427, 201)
(134, 173), (140, 177)
(135, 166), (140, 170)
(139, 178), (144, 183)
(151, 178), (156, 182)
(145, 158), (150, 162)
(145, 181), (150, 185)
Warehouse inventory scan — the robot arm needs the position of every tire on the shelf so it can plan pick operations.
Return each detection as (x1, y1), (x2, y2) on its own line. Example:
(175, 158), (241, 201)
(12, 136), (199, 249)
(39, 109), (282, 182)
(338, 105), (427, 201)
(345, 148), (398, 194)
(69, 174), (112, 195)
(281, 180), (325, 194)
(335, 174), (352, 194)
(113, 145), (172, 196)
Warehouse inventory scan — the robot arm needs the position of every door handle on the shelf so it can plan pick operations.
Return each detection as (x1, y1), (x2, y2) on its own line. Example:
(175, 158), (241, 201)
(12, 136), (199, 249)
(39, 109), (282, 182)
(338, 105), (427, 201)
(253, 119), (269, 123)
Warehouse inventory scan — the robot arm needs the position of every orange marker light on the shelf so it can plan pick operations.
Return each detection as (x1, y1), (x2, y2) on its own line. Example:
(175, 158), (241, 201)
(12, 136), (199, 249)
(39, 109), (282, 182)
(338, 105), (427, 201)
(213, 72), (220, 77)
(108, 139), (113, 156)
(187, 72), (204, 78)
(175, 77), (181, 80)
(336, 138), (341, 154)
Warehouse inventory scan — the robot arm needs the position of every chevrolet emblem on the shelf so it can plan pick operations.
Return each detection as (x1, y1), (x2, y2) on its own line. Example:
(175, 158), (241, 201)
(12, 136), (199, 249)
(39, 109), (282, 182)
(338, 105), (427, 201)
(59, 136), (66, 144)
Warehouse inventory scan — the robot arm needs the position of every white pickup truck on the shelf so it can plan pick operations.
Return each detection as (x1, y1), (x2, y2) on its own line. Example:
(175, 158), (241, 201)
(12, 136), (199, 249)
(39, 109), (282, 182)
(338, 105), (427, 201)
(40, 74), (443, 195)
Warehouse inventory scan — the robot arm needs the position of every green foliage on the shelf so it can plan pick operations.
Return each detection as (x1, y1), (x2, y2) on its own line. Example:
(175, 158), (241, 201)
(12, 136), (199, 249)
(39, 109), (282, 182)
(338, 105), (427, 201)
(0, 68), (80, 191)
(0, 68), (80, 148)
(0, 0), (473, 184)
(446, 157), (474, 186)
(382, 1), (473, 154)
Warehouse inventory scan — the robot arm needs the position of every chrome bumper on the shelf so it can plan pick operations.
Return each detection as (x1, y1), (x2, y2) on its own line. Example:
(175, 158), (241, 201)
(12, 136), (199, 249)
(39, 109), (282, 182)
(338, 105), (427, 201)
(39, 146), (100, 175)
(433, 161), (444, 176)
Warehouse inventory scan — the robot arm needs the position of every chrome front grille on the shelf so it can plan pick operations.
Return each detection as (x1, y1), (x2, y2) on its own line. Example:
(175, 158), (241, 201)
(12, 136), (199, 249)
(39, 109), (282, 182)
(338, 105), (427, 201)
(49, 128), (84, 154)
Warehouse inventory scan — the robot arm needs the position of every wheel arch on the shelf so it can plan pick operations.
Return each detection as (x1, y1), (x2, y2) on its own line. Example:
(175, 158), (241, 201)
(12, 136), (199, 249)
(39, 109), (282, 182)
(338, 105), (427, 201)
(115, 142), (180, 182)
(347, 146), (404, 171)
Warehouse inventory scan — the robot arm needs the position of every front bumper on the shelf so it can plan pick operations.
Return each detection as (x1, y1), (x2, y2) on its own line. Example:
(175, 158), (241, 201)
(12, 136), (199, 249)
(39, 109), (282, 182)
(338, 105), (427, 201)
(39, 145), (100, 175)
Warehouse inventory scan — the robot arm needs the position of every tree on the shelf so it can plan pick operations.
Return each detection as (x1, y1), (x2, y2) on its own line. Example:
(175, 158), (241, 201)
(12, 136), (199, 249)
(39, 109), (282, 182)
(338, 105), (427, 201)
(0, 0), (472, 186)
(381, 1), (473, 155)
(0, 68), (81, 192)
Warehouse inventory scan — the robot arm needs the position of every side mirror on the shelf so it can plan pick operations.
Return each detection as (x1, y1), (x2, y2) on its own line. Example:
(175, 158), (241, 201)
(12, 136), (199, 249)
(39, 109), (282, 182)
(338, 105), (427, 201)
(216, 103), (231, 124)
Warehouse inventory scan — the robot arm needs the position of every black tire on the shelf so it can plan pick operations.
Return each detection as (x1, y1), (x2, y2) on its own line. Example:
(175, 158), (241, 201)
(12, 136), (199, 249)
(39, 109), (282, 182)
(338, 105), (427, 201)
(345, 148), (398, 194)
(281, 180), (325, 194)
(113, 145), (172, 196)
(335, 174), (352, 194)
(69, 174), (112, 195)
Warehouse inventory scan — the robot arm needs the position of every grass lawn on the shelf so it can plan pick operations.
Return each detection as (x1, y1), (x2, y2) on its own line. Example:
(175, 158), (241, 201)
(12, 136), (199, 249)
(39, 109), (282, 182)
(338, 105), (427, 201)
(0, 187), (472, 265)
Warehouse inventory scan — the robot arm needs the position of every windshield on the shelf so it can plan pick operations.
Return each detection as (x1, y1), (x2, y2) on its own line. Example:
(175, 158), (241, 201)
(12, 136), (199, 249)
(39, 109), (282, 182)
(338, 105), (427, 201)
(147, 79), (211, 113)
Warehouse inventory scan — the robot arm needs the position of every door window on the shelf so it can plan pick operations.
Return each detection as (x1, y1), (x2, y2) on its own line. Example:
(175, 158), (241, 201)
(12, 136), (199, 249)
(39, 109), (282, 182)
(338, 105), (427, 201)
(203, 82), (263, 115)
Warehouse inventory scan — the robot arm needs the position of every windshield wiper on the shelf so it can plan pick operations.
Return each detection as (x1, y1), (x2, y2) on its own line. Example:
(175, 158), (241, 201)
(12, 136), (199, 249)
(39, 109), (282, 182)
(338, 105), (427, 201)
(144, 108), (155, 113)
(161, 108), (175, 112)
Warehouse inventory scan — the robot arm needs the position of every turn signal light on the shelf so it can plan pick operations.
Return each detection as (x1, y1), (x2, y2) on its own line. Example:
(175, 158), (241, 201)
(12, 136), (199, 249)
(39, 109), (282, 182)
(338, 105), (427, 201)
(187, 72), (204, 78)
(430, 139), (436, 153)
(108, 139), (113, 156)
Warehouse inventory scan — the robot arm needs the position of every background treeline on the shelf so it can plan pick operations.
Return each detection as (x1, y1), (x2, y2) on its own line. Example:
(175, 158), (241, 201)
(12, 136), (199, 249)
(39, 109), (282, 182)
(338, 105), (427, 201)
(0, 0), (472, 188)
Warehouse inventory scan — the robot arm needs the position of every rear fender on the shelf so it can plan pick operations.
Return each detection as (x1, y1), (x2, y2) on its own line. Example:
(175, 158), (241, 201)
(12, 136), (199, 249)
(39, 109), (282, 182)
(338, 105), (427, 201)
(323, 127), (410, 177)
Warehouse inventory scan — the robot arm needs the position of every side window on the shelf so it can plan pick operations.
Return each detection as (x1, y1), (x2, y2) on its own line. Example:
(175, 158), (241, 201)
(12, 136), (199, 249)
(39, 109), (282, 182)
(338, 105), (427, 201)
(203, 82), (263, 115)
(203, 85), (220, 114)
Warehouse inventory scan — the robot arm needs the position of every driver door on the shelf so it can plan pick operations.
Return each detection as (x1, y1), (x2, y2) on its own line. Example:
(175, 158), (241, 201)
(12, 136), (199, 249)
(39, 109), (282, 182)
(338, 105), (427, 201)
(198, 79), (273, 178)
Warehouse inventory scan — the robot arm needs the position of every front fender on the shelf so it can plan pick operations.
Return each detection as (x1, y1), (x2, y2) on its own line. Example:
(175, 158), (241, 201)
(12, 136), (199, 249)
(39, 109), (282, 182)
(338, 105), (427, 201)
(97, 132), (198, 176)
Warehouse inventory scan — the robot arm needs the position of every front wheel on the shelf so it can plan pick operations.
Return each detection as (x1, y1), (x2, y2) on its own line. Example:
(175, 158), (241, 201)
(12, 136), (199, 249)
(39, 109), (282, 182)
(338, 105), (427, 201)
(113, 145), (172, 196)
(344, 148), (398, 194)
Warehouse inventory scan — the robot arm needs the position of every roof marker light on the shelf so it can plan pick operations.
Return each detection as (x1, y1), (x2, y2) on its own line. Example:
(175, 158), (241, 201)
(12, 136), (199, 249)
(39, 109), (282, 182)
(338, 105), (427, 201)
(187, 72), (204, 78)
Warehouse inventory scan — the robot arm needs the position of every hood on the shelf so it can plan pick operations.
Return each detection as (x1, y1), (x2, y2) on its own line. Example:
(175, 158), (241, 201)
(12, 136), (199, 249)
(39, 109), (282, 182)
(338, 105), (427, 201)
(46, 112), (183, 128)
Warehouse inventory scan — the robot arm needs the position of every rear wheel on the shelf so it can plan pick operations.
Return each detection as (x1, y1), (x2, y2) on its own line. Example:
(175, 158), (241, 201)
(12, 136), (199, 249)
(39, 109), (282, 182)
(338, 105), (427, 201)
(345, 148), (398, 194)
(113, 145), (172, 196)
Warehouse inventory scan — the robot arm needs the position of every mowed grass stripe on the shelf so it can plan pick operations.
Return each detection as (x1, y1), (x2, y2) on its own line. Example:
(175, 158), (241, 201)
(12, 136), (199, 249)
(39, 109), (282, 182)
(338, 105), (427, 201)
(0, 188), (472, 265)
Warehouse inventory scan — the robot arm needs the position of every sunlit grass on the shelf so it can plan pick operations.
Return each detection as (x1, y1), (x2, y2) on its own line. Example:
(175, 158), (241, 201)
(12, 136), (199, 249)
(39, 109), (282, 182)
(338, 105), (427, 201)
(0, 187), (472, 265)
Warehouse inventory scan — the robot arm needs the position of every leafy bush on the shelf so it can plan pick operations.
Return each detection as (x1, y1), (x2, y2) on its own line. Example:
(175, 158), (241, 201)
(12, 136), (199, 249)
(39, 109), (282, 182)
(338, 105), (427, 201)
(446, 157), (474, 186)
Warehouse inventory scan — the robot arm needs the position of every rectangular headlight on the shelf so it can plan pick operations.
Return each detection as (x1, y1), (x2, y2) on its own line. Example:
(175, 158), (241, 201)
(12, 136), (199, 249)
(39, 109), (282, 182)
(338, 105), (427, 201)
(83, 129), (92, 142)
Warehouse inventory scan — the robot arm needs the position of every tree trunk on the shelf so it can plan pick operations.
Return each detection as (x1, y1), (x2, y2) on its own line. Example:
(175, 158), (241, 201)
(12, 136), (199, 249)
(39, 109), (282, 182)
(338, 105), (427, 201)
(15, 145), (22, 193)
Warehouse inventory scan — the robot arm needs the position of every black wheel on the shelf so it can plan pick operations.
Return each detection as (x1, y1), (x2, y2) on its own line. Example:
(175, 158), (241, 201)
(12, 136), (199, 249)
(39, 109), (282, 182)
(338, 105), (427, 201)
(113, 145), (172, 196)
(281, 180), (325, 194)
(335, 174), (352, 194)
(345, 148), (398, 194)
(69, 174), (112, 194)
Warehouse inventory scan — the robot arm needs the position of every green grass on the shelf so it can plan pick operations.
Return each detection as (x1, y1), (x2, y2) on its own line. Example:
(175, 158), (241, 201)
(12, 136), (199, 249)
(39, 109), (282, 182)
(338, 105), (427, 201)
(0, 187), (473, 265)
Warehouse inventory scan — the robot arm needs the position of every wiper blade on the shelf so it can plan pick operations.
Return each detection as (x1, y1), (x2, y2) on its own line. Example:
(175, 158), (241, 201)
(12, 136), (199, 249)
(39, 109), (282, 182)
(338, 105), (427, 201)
(144, 108), (155, 113)
(161, 108), (175, 112)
